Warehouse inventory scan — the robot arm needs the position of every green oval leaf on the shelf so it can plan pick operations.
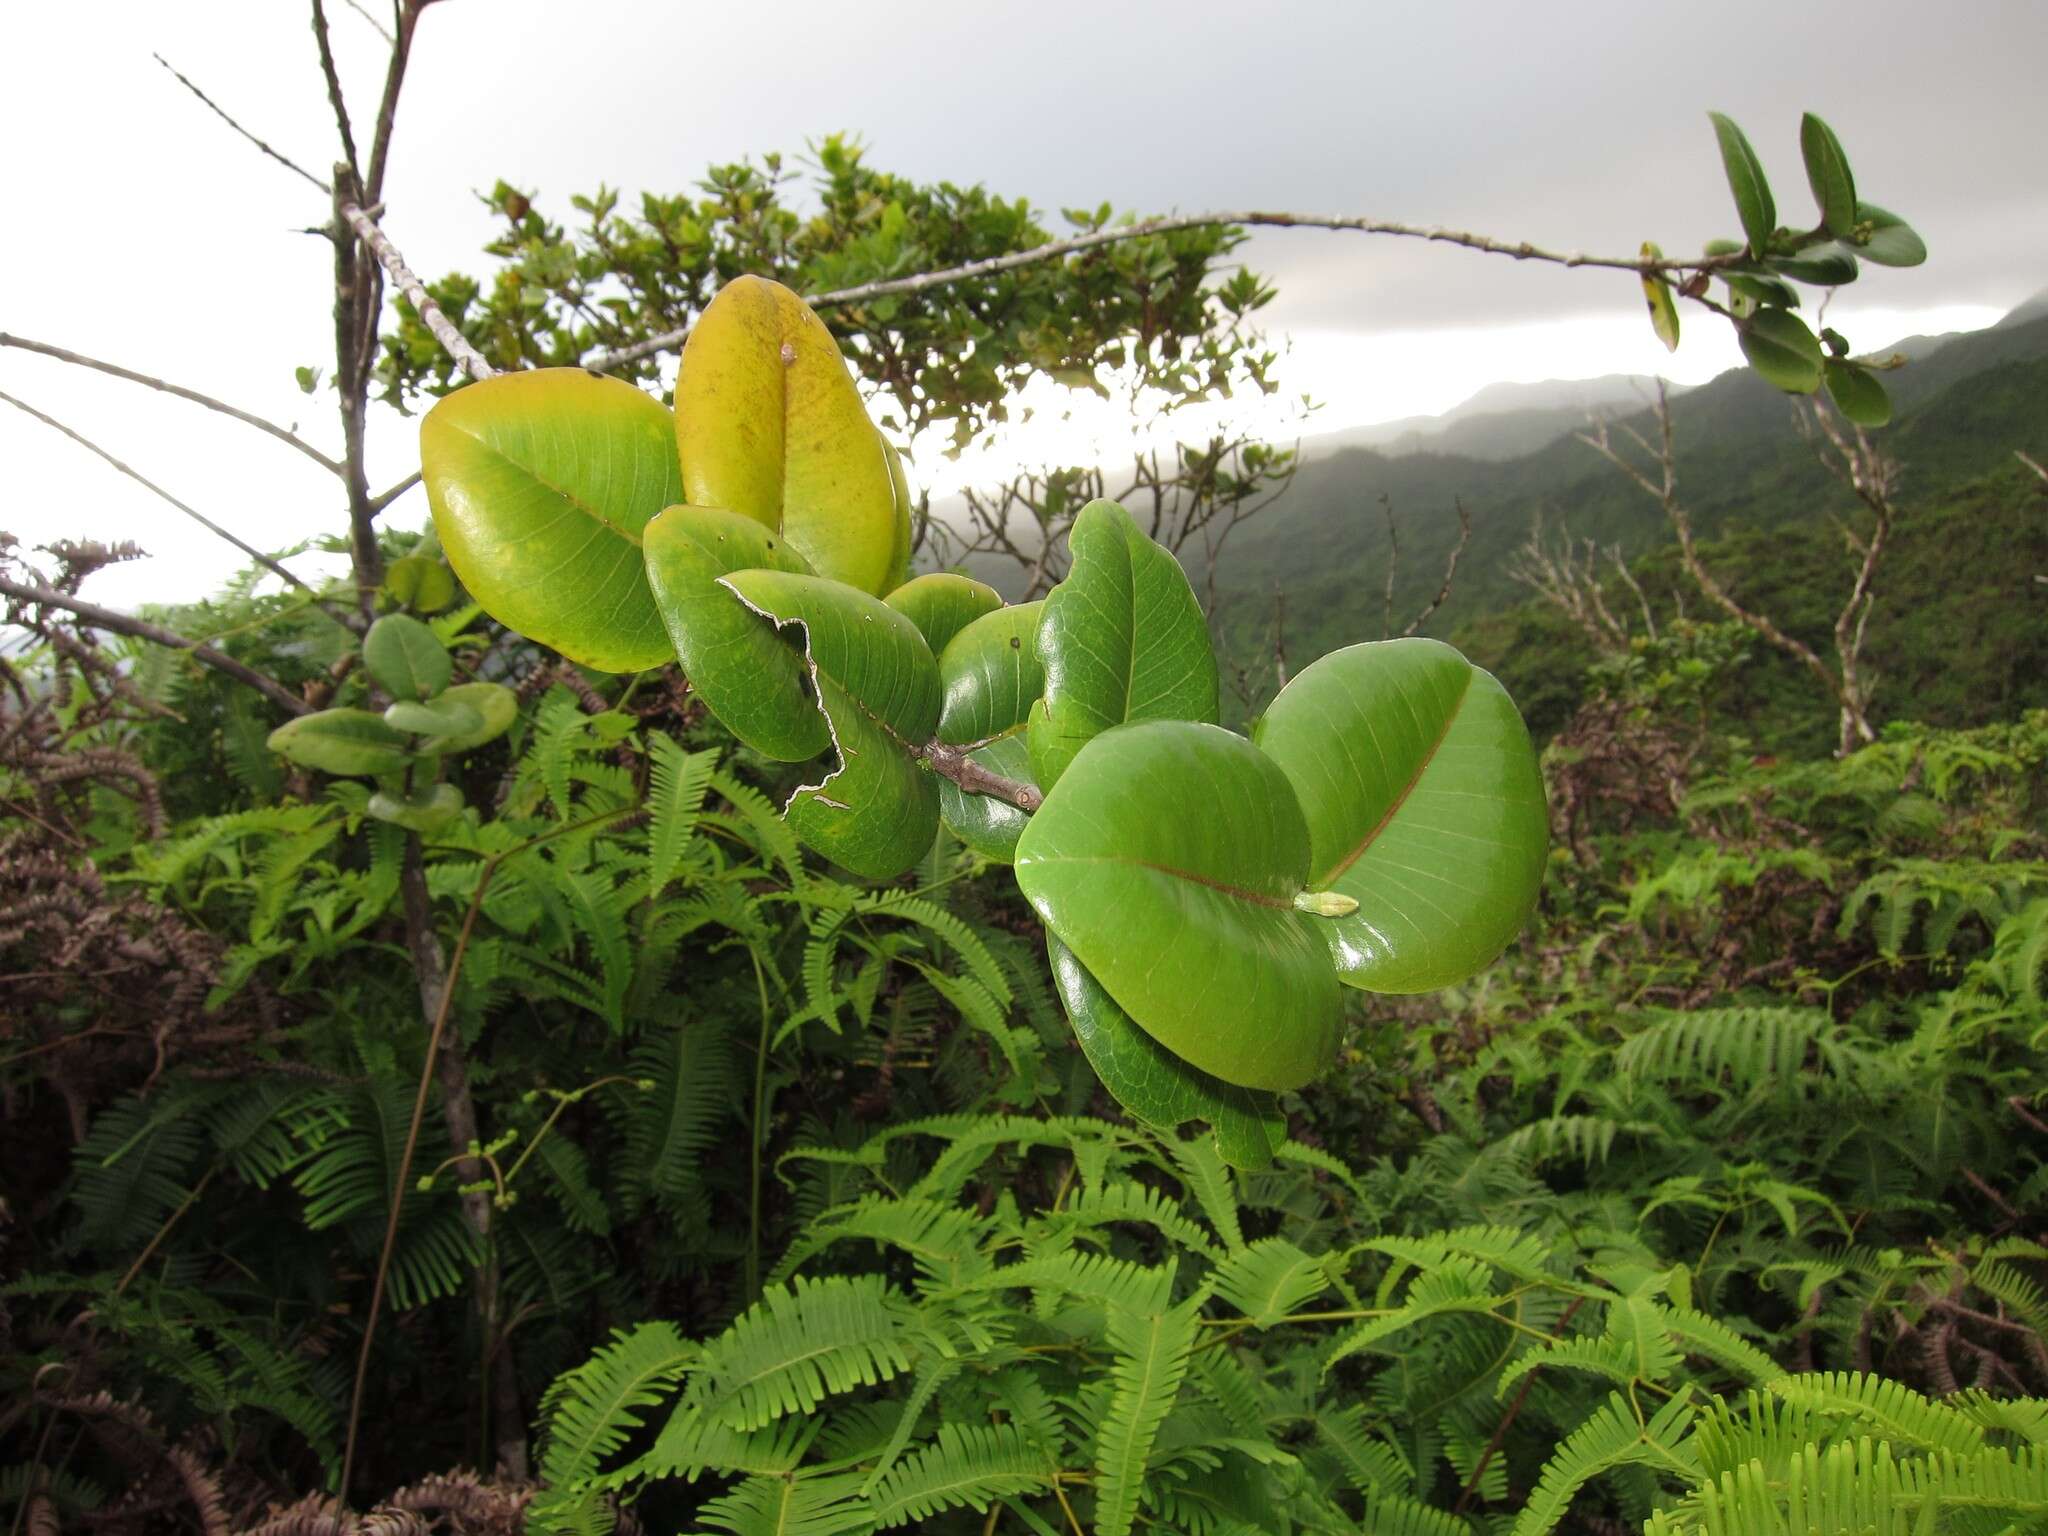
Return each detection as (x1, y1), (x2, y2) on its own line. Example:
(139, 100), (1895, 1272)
(1769, 241), (1859, 287)
(383, 553), (456, 614)
(719, 568), (942, 880)
(676, 275), (901, 595)
(885, 573), (1002, 658)
(1014, 720), (1340, 1092)
(1725, 272), (1802, 310)
(1739, 307), (1825, 394)
(1708, 111), (1776, 255)
(1853, 202), (1927, 267)
(643, 505), (829, 762)
(363, 613), (451, 701)
(1799, 113), (1857, 237)
(417, 682), (518, 756)
(935, 602), (1045, 863)
(384, 696), (485, 738)
(1252, 640), (1548, 994)
(1640, 243), (1679, 353)
(1028, 499), (1218, 792)
(267, 708), (414, 777)
(1050, 937), (1285, 1170)
(1823, 360), (1892, 427)
(882, 440), (914, 594)
(367, 782), (465, 833)
(422, 368), (681, 673)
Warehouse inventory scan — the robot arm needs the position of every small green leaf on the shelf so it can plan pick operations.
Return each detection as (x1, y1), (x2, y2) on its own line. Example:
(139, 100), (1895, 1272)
(1708, 111), (1776, 255)
(416, 683), (518, 755)
(1769, 240), (1858, 286)
(367, 783), (465, 833)
(1823, 360), (1892, 427)
(1725, 272), (1802, 309)
(383, 554), (457, 614)
(267, 709), (415, 777)
(935, 602), (1045, 863)
(1853, 202), (1927, 267)
(643, 505), (828, 762)
(719, 568), (942, 880)
(884, 573), (1002, 658)
(363, 613), (452, 701)
(422, 368), (681, 673)
(1254, 640), (1548, 994)
(1049, 937), (1285, 1170)
(1640, 243), (1680, 353)
(1738, 307), (1825, 394)
(384, 696), (485, 738)
(1014, 720), (1340, 1092)
(1028, 499), (1218, 792)
(1799, 113), (1858, 237)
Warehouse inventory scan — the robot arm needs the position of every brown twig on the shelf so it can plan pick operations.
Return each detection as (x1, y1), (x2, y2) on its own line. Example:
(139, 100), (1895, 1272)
(920, 740), (1043, 811)
(309, 0), (360, 180)
(152, 53), (331, 195)
(0, 332), (344, 477)
(0, 576), (310, 716)
(0, 389), (318, 599)
(1400, 496), (1471, 637)
(588, 210), (1753, 372)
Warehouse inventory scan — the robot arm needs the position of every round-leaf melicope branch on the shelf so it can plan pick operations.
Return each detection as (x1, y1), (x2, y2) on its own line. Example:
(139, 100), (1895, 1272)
(585, 209), (1756, 373)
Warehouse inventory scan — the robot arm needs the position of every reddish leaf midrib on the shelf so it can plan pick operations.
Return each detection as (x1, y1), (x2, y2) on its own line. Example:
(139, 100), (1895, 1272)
(1321, 668), (1474, 884)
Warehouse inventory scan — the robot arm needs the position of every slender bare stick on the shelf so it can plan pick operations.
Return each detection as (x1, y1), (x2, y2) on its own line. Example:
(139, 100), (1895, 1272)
(341, 0), (394, 43)
(920, 740), (1042, 811)
(588, 210), (1753, 372)
(369, 470), (423, 515)
(1400, 496), (1472, 637)
(337, 203), (495, 384)
(0, 389), (317, 598)
(152, 54), (331, 195)
(0, 332), (344, 477)
(310, 0), (360, 179)
(0, 576), (310, 716)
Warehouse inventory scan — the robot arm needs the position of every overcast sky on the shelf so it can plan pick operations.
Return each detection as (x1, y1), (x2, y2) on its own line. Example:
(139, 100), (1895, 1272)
(3, 1), (2043, 607)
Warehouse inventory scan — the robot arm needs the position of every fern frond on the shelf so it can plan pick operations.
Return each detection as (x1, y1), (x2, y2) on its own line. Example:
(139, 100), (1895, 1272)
(1765, 1371), (1985, 1456)
(646, 737), (718, 896)
(775, 1196), (988, 1292)
(689, 1470), (873, 1536)
(1509, 1392), (1695, 1536)
(1212, 1238), (1330, 1326)
(966, 1253), (1176, 1315)
(530, 1323), (695, 1536)
(1093, 1296), (1204, 1536)
(1160, 1131), (1245, 1252)
(693, 1274), (919, 1431)
(869, 1422), (1050, 1528)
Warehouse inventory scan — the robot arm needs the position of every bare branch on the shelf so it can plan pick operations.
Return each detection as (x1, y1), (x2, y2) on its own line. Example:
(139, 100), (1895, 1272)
(0, 332), (344, 477)
(2016, 449), (2046, 485)
(338, 202), (495, 383)
(0, 575), (310, 716)
(1379, 492), (1400, 640)
(587, 209), (1753, 373)
(919, 740), (1042, 812)
(341, 0), (394, 42)
(1400, 495), (1471, 637)
(309, 0), (360, 179)
(363, 0), (421, 204)
(0, 389), (319, 599)
(369, 469), (423, 516)
(152, 54), (331, 195)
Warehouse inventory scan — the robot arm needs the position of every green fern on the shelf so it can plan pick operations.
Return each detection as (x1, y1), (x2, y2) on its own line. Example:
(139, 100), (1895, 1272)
(1092, 1295), (1204, 1536)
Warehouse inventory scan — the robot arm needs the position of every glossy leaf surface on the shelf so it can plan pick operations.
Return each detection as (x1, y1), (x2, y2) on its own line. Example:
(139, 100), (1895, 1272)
(675, 275), (900, 595)
(1823, 361), (1892, 427)
(1014, 720), (1339, 1092)
(1769, 242), (1858, 286)
(1049, 937), (1285, 1170)
(384, 697), (483, 738)
(421, 368), (679, 673)
(884, 573), (1002, 659)
(363, 614), (451, 702)
(1709, 112), (1776, 255)
(1253, 640), (1548, 994)
(643, 505), (828, 762)
(417, 683), (518, 755)
(1028, 499), (1218, 792)
(935, 602), (1045, 863)
(1739, 307), (1824, 394)
(1854, 203), (1927, 267)
(1799, 113), (1857, 236)
(366, 783), (464, 833)
(719, 568), (940, 880)
(267, 709), (414, 778)
(882, 441), (914, 594)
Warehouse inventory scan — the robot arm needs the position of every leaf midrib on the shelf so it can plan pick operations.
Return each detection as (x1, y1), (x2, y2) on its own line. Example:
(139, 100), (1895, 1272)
(449, 423), (646, 547)
(1025, 852), (1292, 912)
(1321, 667), (1474, 885)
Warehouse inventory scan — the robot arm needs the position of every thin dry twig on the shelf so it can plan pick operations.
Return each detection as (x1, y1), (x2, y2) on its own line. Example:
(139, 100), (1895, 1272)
(152, 53), (331, 195)
(341, 0), (395, 43)
(0, 389), (317, 598)
(0, 332), (344, 477)
(0, 576), (311, 716)
(588, 209), (1753, 372)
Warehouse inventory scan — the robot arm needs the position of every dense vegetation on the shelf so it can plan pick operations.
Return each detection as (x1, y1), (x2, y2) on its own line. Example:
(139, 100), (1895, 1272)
(5, 29), (2046, 1531)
